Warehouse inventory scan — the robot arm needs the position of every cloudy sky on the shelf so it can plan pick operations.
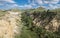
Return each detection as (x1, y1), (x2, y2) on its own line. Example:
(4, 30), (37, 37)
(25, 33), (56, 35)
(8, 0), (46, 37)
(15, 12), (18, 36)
(0, 0), (60, 10)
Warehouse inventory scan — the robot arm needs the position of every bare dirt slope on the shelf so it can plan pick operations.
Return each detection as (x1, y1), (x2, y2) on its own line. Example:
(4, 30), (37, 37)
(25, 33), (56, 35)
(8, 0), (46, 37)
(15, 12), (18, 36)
(0, 11), (22, 38)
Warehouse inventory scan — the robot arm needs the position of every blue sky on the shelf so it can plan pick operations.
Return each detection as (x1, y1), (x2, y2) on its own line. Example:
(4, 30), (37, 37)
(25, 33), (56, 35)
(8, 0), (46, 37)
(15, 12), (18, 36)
(0, 0), (60, 10)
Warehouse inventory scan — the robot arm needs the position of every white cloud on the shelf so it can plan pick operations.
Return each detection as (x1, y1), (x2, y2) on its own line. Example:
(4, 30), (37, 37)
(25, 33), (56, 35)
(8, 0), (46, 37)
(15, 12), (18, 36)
(0, 0), (33, 9)
(33, 0), (59, 4)
(5, 3), (19, 9)
(28, 0), (60, 9)
(0, 0), (60, 9)
(44, 1), (49, 4)
(19, 4), (33, 9)
(44, 0), (59, 4)
(0, 0), (15, 3)
(28, 0), (36, 6)
(0, 0), (18, 9)
(0, 3), (4, 5)
(35, 0), (43, 4)
(51, 0), (59, 4)
(48, 4), (60, 9)
(5, 0), (15, 3)
(12, 4), (18, 7)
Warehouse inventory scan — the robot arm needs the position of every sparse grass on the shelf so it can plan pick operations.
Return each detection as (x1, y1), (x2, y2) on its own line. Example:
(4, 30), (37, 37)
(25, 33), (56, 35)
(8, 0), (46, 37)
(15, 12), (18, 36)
(0, 11), (7, 17)
(20, 26), (38, 38)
